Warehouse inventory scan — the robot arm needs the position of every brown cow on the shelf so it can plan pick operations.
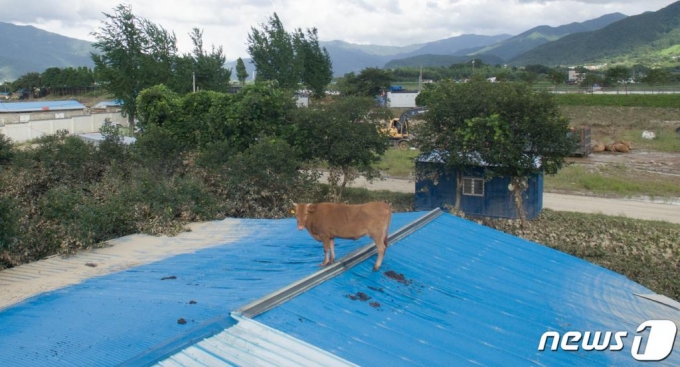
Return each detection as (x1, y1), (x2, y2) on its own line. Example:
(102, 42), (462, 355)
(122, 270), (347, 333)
(292, 202), (392, 271)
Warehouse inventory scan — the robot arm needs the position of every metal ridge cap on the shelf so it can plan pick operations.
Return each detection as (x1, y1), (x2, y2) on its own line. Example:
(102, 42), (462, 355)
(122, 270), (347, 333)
(236, 208), (444, 319)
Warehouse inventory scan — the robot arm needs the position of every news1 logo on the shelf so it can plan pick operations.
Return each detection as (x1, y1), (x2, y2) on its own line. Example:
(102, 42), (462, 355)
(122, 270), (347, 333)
(538, 320), (678, 361)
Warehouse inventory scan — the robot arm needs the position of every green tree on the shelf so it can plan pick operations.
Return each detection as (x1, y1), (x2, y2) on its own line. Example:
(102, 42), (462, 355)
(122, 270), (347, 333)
(292, 96), (389, 200)
(91, 4), (178, 133)
(293, 27), (333, 98)
(415, 80), (574, 225)
(520, 71), (538, 85)
(642, 68), (670, 93)
(580, 72), (603, 92)
(136, 84), (180, 130)
(247, 13), (332, 94)
(189, 28), (232, 92)
(548, 69), (566, 88)
(137, 81), (296, 151)
(336, 68), (392, 97)
(11, 72), (41, 97)
(247, 13), (301, 89)
(236, 57), (249, 86)
(605, 65), (631, 94)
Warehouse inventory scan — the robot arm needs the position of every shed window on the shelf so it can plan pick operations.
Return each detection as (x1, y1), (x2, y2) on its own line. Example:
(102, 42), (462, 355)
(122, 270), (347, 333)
(55, 112), (65, 119)
(462, 177), (484, 196)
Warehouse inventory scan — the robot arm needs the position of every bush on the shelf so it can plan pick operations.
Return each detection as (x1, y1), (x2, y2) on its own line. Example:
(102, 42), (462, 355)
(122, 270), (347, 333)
(132, 125), (189, 177)
(0, 133), (14, 165)
(197, 137), (319, 218)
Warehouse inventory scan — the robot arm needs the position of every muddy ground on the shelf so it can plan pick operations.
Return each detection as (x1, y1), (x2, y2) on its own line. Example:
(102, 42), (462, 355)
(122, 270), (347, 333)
(568, 150), (680, 177)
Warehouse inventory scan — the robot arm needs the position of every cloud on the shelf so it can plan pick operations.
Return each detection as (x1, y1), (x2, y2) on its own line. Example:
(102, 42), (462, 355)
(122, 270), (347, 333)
(0, 0), (676, 60)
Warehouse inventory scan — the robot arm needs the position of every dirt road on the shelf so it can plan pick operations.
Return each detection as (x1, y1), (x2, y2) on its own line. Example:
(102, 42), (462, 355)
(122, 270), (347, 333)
(321, 173), (680, 224)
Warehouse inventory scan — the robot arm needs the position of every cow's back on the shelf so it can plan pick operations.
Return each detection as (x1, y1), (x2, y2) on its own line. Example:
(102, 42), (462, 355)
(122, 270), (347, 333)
(307, 202), (391, 239)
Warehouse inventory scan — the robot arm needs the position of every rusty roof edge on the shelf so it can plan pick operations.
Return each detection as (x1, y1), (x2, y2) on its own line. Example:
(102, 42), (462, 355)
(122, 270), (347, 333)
(235, 208), (444, 319)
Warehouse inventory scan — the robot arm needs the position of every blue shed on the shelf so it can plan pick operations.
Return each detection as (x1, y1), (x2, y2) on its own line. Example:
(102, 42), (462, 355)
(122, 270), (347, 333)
(1, 210), (679, 366)
(415, 155), (544, 220)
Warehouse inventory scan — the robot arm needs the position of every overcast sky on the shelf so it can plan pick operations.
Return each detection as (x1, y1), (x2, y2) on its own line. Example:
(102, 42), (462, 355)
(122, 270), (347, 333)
(1, 0), (677, 61)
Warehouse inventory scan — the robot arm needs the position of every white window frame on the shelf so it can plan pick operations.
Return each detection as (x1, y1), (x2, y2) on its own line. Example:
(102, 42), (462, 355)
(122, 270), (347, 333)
(462, 177), (484, 197)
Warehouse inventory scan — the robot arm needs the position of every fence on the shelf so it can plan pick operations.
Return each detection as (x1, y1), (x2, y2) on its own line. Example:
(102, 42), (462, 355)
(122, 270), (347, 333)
(0, 113), (128, 143)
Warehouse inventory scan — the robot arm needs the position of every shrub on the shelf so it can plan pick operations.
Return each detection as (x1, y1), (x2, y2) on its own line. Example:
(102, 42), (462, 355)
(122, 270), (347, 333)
(0, 133), (14, 165)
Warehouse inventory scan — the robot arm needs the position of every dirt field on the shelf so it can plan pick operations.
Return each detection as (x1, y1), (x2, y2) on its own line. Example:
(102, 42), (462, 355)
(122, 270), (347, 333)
(559, 106), (680, 135)
(569, 150), (680, 177)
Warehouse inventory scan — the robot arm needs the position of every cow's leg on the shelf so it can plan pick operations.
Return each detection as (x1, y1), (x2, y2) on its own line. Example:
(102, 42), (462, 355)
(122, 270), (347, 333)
(321, 238), (333, 267)
(371, 233), (387, 271)
(328, 238), (335, 265)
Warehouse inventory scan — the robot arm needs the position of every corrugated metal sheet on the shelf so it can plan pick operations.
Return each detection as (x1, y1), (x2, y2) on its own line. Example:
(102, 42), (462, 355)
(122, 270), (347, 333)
(255, 213), (680, 366)
(0, 100), (86, 113)
(3, 211), (679, 366)
(0, 213), (422, 366)
(155, 314), (357, 367)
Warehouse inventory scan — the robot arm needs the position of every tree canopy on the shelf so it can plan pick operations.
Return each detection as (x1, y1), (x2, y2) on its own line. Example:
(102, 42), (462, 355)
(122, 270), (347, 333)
(247, 13), (332, 97)
(91, 4), (178, 130)
(336, 68), (393, 97)
(291, 96), (389, 199)
(415, 80), (575, 223)
(236, 58), (249, 86)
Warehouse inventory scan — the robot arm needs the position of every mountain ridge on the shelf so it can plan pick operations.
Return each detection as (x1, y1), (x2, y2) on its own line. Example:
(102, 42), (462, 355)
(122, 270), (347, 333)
(0, 22), (94, 82)
(510, 1), (680, 66)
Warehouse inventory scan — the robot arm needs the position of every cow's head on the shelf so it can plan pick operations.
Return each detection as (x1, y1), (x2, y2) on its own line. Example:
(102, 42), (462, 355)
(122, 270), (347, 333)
(290, 202), (316, 230)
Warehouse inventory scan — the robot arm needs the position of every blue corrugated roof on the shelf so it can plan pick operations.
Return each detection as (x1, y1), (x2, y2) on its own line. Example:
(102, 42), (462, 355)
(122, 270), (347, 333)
(0, 100), (86, 113)
(2, 212), (679, 366)
(255, 214), (680, 366)
(0, 213), (421, 366)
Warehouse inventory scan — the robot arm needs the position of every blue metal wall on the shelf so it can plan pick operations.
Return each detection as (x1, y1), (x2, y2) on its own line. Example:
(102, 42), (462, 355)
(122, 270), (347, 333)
(415, 163), (543, 219)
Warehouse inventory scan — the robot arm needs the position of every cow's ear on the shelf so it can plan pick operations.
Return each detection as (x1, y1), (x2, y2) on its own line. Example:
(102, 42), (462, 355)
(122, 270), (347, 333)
(307, 204), (317, 213)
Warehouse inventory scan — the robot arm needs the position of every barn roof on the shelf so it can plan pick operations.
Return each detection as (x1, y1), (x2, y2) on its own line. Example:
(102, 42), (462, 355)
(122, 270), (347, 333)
(0, 211), (678, 366)
(0, 100), (86, 113)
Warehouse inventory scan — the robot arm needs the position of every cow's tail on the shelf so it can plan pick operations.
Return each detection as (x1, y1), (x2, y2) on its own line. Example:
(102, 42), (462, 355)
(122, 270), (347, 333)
(384, 208), (392, 248)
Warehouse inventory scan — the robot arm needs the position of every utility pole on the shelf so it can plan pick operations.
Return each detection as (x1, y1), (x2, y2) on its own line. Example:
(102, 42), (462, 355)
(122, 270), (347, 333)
(192, 72), (196, 93)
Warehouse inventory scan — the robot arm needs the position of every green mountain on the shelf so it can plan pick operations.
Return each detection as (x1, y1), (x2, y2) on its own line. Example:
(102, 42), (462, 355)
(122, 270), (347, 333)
(384, 54), (505, 69)
(0, 22), (95, 82)
(472, 13), (627, 61)
(321, 34), (510, 76)
(510, 2), (680, 66)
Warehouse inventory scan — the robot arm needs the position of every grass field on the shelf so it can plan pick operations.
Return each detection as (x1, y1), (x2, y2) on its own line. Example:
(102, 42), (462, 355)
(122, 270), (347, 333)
(544, 164), (680, 199)
(554, 93), (680, 108)
(374, 148), (421, 177)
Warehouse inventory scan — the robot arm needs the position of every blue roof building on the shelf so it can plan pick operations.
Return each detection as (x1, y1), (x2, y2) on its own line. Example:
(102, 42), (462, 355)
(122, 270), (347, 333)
(415, 152), (544, 219)
(0, 211), (678, 366)
(0, 100), (86, 113)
